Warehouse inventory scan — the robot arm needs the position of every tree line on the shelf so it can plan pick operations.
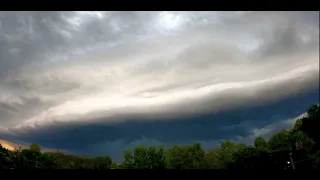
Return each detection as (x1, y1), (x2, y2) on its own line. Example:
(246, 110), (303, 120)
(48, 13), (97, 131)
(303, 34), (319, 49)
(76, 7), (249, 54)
(1, 104), (319, 169)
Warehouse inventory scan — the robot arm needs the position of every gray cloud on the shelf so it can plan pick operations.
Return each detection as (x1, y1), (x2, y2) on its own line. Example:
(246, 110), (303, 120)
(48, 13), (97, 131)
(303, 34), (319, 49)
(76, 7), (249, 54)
(0, 11), (318, 160)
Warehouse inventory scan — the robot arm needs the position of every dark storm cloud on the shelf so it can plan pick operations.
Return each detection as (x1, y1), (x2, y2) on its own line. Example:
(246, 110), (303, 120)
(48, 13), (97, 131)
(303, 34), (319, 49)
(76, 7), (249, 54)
(0, 11), (318, 160)
(2, 88), (317, 161)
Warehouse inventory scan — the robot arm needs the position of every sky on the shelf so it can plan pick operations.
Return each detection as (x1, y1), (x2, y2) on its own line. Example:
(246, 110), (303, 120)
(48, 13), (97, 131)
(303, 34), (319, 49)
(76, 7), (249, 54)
(0, 11), (319, 161)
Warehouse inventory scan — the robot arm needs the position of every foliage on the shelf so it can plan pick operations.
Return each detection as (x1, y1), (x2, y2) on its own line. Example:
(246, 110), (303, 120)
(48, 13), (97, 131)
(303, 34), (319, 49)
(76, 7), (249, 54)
(29, 144), (41, 152)
(268, 129), (291, 151)
(92, 156), (112, 169)
(111, 161), (119, 169)
(299, 104), (320, 150)
(231, 145), (274, 170)
(166, 142), (205, 169)
(254, 137), (268, 149)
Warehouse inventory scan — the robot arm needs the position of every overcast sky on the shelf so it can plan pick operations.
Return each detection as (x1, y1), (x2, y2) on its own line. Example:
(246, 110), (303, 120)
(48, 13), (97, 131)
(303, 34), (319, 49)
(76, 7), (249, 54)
(0, 11), (319, 161)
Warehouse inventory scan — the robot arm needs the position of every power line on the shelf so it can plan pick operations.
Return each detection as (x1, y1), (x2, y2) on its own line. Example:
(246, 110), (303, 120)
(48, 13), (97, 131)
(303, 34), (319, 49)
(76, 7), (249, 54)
(289, 153), (295, 169)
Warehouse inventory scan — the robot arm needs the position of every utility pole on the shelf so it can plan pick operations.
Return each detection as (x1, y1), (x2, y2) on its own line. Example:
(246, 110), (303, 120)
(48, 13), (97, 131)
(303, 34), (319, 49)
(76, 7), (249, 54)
(289, 153), (295, 169)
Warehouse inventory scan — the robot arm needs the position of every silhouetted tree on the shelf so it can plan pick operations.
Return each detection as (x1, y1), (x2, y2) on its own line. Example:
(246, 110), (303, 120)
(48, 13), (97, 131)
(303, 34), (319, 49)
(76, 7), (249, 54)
(29, 144), (41, 152)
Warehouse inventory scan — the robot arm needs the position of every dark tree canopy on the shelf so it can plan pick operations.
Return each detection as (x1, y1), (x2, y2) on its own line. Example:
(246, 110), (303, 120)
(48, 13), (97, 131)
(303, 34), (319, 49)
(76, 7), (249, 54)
(29, 144), (41, 152)
(254, 137), (268, 149)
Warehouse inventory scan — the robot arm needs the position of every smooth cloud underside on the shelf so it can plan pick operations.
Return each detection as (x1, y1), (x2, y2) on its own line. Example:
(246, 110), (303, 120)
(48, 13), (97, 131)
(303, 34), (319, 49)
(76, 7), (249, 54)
(0, 11), (319, 160)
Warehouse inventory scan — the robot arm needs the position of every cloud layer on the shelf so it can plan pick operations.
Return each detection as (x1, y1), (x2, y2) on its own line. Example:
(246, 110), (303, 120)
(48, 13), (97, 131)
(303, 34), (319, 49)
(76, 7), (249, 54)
(0, 11), (319, 160)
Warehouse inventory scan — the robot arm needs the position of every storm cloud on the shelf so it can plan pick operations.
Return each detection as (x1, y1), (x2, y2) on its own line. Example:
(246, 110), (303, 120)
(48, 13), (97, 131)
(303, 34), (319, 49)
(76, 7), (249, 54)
(0, 11), (319, 161)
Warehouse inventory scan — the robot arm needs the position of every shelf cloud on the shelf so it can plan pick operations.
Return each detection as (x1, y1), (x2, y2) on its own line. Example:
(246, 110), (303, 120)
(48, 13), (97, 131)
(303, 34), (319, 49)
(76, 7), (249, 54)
(0, 11), (318, 161)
